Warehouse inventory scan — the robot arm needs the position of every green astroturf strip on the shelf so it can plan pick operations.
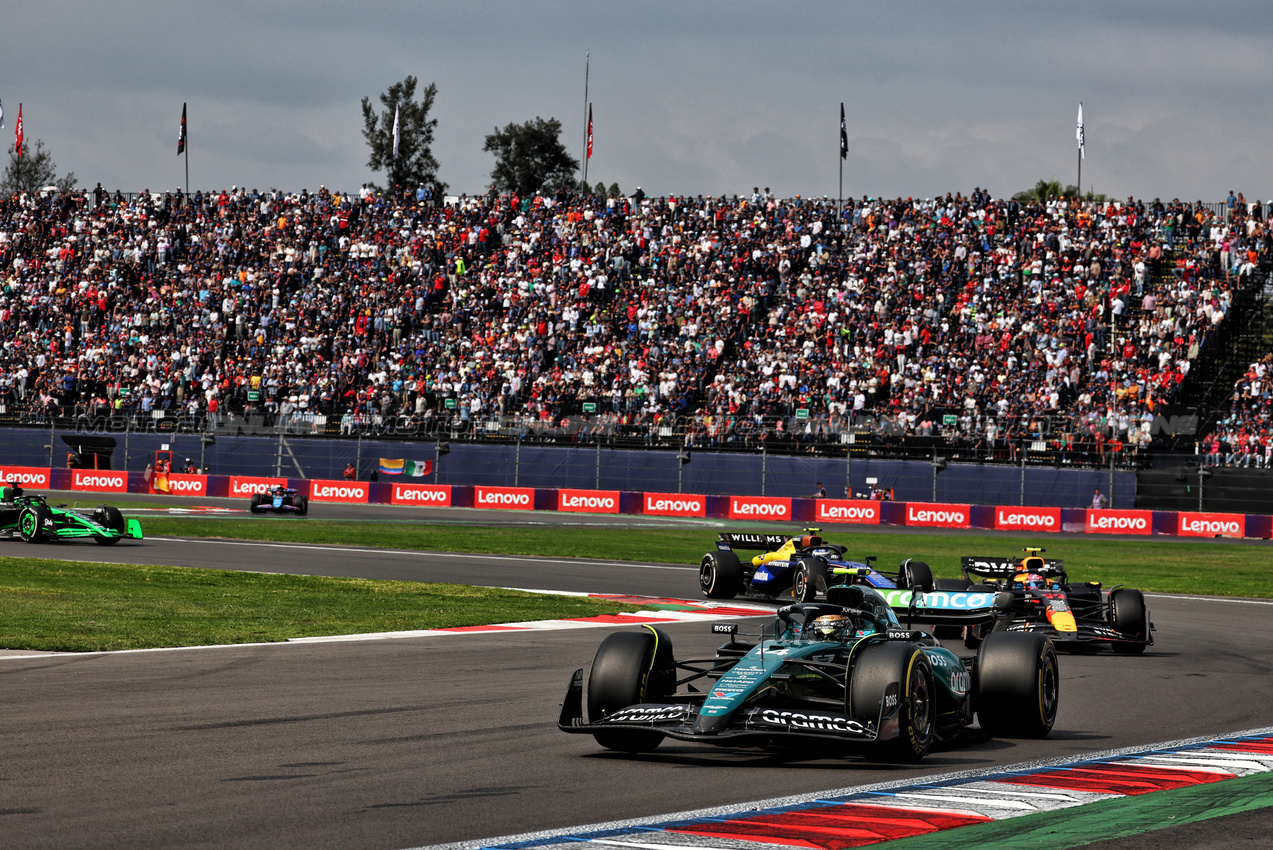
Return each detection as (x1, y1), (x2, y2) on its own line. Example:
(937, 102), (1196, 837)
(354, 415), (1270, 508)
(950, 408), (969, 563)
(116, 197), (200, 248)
(880, 770), (1273, 850)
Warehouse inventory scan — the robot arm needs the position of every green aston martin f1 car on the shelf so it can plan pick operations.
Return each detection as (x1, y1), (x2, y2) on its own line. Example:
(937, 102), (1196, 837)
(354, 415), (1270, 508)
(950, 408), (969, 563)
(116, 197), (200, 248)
(0, 485), (143, 545)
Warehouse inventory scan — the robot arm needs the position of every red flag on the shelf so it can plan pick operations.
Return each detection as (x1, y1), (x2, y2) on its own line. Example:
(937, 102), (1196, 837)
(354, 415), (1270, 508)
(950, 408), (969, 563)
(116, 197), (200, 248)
(177, 103), (187, 155)
(586, 105), (593, 160)
(14, 104), (22, 157)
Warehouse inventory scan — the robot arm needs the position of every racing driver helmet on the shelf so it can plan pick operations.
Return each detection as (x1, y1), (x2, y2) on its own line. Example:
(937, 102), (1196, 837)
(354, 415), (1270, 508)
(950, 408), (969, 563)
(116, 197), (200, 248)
(808, 613), (852, 641)
(1011, 572), (1047, 591)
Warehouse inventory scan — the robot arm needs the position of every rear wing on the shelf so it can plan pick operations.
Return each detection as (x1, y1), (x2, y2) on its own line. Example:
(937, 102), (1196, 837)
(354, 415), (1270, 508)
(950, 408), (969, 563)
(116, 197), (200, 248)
(880, 587), (1013, 628)
(961, 556), (1066, 583)
(716, 532), (791, 551)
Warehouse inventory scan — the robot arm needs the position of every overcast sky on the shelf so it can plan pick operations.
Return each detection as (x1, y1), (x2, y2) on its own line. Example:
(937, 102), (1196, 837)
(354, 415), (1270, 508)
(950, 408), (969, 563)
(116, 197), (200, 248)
(5, 2), (1270, 203)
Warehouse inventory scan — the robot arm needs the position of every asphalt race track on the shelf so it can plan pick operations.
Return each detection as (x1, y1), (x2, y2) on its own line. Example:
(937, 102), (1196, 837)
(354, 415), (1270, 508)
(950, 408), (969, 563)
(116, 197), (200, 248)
(3, 501), (1273, 849)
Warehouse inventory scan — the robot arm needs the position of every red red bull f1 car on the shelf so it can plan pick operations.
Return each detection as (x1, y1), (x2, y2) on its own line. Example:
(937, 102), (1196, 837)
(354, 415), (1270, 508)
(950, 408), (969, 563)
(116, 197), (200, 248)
(956, 548), (1153, 654)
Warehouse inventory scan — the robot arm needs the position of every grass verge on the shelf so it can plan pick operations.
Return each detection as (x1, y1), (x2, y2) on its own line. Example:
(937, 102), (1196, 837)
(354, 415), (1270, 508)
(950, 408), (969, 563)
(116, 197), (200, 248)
(137, 518), (1273, 598)
(0, 556), (643, 652)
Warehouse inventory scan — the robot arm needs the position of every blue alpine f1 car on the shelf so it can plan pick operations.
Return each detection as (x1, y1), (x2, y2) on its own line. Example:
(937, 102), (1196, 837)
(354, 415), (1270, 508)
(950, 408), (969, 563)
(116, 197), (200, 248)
(699, 529), (934, 602)
(248, 486), (309, 516)
(559, 581), (1059, 763)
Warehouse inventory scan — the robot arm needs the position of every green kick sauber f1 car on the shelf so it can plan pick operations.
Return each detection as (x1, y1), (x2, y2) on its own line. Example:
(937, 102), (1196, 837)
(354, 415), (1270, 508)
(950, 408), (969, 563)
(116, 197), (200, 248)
(0, 485), (143, 545)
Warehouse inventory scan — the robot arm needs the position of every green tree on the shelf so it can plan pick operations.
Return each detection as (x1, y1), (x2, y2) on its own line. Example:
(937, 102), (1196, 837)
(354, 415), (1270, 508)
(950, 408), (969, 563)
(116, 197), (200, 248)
(483, 117), (580, 198)
(360, 76), (446, 197)
(608, 182), (621, 198)
(1, 139), (77, 196)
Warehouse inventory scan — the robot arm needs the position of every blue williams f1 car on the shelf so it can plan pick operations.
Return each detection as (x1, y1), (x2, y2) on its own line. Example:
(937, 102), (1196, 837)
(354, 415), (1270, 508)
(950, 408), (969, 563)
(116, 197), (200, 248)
(699, 529), (934, 602)
(560, 581), (1059, 763)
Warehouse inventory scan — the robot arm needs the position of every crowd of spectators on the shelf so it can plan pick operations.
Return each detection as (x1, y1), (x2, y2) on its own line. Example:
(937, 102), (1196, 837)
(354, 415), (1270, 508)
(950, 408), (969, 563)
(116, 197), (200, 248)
(0, 180), (1268, 462)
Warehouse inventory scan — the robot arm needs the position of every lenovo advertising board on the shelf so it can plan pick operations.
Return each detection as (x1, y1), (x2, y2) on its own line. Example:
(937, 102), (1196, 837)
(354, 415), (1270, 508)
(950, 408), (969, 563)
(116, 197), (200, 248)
(642, 492), (707, 518)
(309, 480), (370, 503)
(903, 501), (971, 529)
(151, 473), (207, 496)
(0, 465), (52, 488)
(993, 506), (1061, 532)
(1176, 511), (1245, 539)
(814, 499), (881, 525)
(71, 468), (128, 493)
(727, 496), (792, 521)
(1085, 509), (1153, 535)
(557, 489), (620, 514)
(390, 483), (453, 507)
(474, 486), (536, 511)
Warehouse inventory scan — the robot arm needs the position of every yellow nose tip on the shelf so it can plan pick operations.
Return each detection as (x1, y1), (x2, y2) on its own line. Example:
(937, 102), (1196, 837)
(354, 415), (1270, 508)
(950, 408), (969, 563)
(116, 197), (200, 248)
(1050, 611), (1077, 632)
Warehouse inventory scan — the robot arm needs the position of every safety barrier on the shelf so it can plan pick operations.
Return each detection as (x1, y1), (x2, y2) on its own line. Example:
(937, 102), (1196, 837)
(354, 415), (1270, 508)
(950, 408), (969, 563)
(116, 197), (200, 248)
(4, 464), (1265, 540)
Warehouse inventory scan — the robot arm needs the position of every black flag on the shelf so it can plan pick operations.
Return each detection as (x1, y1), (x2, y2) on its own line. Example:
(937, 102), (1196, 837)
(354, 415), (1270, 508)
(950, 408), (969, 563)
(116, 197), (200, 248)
(840, 102), (848, 160)
(177, 103), (187, 155)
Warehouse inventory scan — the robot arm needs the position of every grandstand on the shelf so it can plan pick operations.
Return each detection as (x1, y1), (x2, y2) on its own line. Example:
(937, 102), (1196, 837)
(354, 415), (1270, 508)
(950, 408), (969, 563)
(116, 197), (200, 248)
(1, 184), (1269, 503)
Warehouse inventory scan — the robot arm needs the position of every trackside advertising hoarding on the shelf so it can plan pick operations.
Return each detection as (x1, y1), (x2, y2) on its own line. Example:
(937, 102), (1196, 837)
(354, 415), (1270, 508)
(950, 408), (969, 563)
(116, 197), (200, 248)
(229, 476), (289, 496)
(1085, 509), (1153, 535)
(1176, 511), (1246, 539)
(903, 501), (971, 529)
(814, 499), (881, 525)
(558, 489), (620, 514)
(993, 506), (1061, 532)
(474, 485), (535, 511)
(728, 496), (792, 521)
(309, 480), (370, 503)
(642, 492), (707, 517)
(151, 473), (207, 496)
(390, 483), (452, 507)
(71, 468), (128, 493)
(0, 465), (51, 488)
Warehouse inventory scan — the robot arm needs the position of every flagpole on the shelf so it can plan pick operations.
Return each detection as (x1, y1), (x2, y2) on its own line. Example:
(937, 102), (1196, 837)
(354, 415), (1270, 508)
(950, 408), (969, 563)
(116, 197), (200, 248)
(838, 104), (844, 225)
(581, 50), (590, 192)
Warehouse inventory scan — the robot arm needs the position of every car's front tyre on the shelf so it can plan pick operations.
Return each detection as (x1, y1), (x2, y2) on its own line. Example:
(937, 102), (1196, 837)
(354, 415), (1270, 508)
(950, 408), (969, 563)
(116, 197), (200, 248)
(587, 627), (675, 753)
(792, 556), (827, 603)
(1110, 589), (1149, 655)
(18, 505), (50, 543)
(849, 641), (936, 763)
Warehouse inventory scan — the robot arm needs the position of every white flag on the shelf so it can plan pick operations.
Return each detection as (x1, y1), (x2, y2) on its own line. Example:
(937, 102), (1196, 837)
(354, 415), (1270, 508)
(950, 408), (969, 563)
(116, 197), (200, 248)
(1076, 102), (1085, 160)
(392, 104), (400, 158)
(0, 99), (4, 130)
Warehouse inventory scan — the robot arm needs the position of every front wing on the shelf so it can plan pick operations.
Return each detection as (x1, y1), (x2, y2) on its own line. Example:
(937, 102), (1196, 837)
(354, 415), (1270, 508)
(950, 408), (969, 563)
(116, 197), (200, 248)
(45, 512), (143, 542)
(1001, 619), (1152, 647)
(558, 669), (898, 748)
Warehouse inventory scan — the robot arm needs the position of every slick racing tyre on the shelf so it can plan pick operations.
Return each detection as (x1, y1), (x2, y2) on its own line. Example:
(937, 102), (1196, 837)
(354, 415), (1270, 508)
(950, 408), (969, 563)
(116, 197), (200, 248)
(849, 641), (936, 763)
(700, 550), (743, 599)
(587, 627), (676, 753)
(899, 559), (935, 592)
(249, 494), (265, 514)
(976, 632), (1059, 738)
(295, 495), (308, 516)
(93, 505), (125, 545)
(1109, 588), (1149, 655)
(792, 556), (828, 603)
(18, 505), (51, 543)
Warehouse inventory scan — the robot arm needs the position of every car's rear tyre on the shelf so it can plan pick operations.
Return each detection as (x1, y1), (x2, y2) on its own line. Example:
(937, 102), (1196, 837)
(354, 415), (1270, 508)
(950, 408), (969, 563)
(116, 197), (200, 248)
(249, 494), (265, 514)
(18, 505), (50, 543)
(296, 495), (309, 516)
(1110, 588), (1148, 655)
(699, 550), (743, 599)
(976, 632), (1059, 738)
(792, 556), (827, 603)
(849, 641), (936, 763)
(899, 560), (935, 592)
(587, 627), (676, 752)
